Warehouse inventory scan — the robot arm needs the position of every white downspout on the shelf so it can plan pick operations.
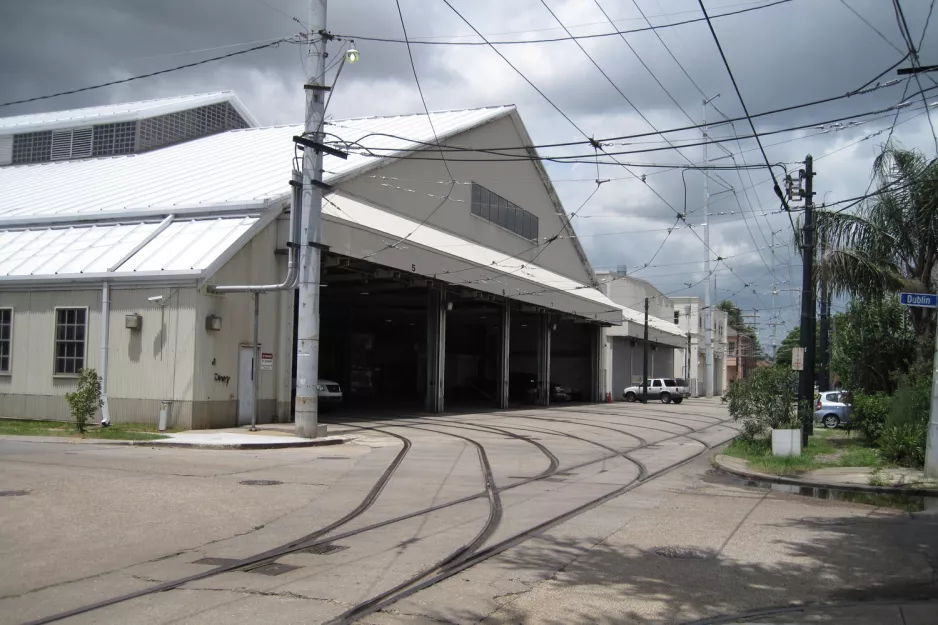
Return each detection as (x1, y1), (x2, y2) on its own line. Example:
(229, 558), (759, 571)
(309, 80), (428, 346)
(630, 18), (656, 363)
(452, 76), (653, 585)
(100, 282), (111, 426)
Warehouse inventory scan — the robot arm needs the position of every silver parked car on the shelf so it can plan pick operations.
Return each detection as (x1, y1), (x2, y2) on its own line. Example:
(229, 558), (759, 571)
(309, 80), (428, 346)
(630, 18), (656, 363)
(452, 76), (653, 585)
(814, 390), (852, 428)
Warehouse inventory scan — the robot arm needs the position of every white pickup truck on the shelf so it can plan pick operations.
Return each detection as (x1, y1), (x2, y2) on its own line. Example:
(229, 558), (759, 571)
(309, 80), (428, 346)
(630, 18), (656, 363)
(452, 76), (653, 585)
(623, 378), (690, 404)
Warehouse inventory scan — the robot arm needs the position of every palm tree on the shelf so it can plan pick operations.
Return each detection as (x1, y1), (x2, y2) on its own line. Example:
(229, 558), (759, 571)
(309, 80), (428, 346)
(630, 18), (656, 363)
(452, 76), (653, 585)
(814, 144), (938, 343)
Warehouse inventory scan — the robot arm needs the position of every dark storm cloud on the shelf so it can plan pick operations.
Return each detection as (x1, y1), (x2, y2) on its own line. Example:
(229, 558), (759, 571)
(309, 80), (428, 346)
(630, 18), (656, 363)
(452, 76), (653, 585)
(2, 0), (936, 342)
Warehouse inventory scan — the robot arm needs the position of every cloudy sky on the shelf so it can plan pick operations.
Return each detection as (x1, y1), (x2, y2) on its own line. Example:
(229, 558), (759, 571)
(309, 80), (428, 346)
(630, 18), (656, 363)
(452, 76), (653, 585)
(2, 0), (936, 353)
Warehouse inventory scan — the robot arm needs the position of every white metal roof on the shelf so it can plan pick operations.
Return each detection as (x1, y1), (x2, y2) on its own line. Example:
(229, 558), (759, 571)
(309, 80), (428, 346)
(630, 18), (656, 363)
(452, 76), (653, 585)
(0, 105), (514, 224)
(0, 92), (258, 135)
(322, 193), (623, 323)
(0, 216), (258, 283)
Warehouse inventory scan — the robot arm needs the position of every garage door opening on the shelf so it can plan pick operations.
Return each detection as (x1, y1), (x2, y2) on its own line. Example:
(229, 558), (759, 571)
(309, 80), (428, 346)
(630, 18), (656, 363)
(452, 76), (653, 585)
(550, 318), (596, 403)
(313, 255), (430, 413)
(444, 299), (501, 409)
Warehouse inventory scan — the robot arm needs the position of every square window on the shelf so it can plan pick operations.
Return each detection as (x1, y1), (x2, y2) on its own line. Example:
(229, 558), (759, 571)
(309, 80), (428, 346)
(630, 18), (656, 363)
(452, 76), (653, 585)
(54, 307), (86, 376)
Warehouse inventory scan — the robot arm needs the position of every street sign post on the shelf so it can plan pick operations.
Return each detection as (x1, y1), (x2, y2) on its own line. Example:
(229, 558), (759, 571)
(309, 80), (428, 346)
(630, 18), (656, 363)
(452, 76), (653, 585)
(791, 347), (805, 371)
(900, 292), (938, 308)
(901, 293), (938, 478)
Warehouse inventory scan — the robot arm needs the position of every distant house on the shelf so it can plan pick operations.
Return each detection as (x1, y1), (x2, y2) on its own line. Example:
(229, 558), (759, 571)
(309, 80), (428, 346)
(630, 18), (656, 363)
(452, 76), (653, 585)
(727, 327), (757, 382)
(670, 296), (728, 396)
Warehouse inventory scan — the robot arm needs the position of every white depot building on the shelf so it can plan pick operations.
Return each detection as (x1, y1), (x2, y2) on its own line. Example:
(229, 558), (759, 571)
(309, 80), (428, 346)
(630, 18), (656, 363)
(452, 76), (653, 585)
(671, 296), (728, 396)
(0, 92), (647, 429)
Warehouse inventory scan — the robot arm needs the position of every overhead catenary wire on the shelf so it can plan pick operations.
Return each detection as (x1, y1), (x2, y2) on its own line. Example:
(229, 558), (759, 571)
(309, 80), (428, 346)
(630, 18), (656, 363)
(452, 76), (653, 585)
(360, 1), (458, 261)
(892, 0), (938, 155)
(330, 0), (794, 47)
(695, 0), (789, 212)
(439, 0), (762, 301)
(339, 96), (938, 162)
(341, 83), (935, 157)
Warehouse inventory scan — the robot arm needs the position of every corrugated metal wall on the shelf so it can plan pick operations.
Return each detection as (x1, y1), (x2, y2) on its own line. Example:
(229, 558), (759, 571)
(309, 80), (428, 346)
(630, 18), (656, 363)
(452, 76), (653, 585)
(0, 287), (196, 425)
(195, 220), (286, 428)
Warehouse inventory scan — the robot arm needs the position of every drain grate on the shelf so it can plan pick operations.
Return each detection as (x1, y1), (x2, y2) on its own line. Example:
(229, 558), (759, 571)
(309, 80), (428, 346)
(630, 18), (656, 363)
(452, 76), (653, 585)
(239, 480), (283, 486)
(654, 546), (713, 560)
(245, 562), (302, 576)
(298, 544), (348, 556)
(0, 490), (30, 497)
(541, 477), (567, 483)
(318, 456), (349, 460)
(192, 557), (241, 567)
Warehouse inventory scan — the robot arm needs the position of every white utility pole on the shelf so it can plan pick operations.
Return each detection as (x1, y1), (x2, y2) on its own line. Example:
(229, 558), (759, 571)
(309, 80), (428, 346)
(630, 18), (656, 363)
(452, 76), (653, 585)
(703, 94), (719, 398)
(771, 229), (777, 358)
(295, 0), (329, 438)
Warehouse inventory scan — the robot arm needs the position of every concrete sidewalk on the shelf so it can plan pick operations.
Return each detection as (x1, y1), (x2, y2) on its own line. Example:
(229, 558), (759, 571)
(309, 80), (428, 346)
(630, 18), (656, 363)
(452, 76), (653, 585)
(0, 424), (348, 450)
(714, 453), (938, 495)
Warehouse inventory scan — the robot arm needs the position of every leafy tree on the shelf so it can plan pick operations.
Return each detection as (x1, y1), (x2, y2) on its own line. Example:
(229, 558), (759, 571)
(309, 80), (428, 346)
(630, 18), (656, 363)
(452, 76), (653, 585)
(775, 327), (802, 368)
(830, 295), (915, 394)
(774, 325), (821, 371)
(815, 144), (938, 348)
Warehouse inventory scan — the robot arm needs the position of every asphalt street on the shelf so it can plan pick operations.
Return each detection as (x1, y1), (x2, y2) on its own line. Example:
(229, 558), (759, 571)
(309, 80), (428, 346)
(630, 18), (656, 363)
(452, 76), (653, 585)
(1, 399), (935, 624)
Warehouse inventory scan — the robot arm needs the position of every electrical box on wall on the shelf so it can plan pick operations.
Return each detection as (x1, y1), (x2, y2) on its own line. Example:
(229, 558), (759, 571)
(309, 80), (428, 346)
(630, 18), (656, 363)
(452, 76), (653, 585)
(205, 315), (223, 331)
(125, 314), (142, 330)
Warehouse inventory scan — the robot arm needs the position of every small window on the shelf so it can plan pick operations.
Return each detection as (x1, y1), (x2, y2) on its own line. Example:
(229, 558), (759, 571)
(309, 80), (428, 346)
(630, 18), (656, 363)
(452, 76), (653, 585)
(663, 379), (676, 387)
(54, 308), (87, 375)
(652, 380), (662, 388)
(0, 308), (11, 373)
(674, 311), (680, 324)
(470, 183), (539, 241)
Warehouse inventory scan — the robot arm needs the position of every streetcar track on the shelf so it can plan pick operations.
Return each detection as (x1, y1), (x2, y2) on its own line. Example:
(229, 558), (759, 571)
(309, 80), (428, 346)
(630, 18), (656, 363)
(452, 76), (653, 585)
(344, 418), (561, 479)
(22, 412), (731, 625)
(325, 416), (732, 622)
(20, 427), (415, 625)
(323, 422), (502, 624)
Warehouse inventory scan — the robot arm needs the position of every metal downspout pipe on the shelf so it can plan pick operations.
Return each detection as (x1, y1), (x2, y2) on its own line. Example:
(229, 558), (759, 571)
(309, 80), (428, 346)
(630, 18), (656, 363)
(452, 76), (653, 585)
(205, 175), (304, 430)
(207, 174), (303, 295)
(100, 282), (111, 426)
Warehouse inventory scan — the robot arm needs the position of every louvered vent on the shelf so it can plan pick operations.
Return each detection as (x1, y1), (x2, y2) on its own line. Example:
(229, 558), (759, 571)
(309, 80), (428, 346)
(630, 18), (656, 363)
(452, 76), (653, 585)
(50, 127), (94, 160)
(71, 128), (93, 157)
(51, 130), (72, 160)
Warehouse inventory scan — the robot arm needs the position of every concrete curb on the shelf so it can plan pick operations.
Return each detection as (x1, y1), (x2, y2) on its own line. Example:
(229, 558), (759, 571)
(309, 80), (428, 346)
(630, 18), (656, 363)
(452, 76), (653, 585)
(0, 434), (350, 450)
(140, 437), (349, 450)
(711, 453), (938, 496)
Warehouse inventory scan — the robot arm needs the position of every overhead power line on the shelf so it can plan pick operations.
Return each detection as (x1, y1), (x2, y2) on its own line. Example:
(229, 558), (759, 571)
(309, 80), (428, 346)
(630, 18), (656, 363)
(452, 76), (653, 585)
(330, 0), (793, 46)
(0, 38), (296, 109)
(343, 82), (936, 155)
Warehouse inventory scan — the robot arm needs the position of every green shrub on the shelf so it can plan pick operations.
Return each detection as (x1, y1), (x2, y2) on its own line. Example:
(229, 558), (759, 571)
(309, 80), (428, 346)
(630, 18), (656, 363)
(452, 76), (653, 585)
(64, 368), (103, 434)
(851, 391), (891, 443)
(727, 366), (799, 440)
(878, 422), (926, 467)
(876, 370), (930, 467)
